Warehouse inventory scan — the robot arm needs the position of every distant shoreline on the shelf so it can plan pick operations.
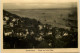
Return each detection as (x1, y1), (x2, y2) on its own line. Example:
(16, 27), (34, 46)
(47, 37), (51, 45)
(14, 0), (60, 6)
(4, 7), (77, 10)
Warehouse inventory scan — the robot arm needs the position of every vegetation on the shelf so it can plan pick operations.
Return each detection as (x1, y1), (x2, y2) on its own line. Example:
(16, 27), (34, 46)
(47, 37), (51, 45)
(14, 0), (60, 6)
(3, 10), (78, 49)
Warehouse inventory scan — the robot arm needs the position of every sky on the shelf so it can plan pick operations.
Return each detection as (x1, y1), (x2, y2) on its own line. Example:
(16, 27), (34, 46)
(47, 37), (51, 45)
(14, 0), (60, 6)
(3, 0), (77, 9)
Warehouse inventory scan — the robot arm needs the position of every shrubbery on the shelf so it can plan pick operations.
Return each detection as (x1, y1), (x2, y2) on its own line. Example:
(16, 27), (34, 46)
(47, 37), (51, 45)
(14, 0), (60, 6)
(3, 10), (78, 49)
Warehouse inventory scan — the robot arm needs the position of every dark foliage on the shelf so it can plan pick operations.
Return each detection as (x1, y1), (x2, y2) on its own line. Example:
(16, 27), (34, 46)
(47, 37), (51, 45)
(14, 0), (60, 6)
(3, 10), (78, 49)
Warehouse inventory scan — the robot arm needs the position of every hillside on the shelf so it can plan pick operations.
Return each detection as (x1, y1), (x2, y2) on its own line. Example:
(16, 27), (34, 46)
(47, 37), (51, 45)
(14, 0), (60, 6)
(3, 10), (78, 48)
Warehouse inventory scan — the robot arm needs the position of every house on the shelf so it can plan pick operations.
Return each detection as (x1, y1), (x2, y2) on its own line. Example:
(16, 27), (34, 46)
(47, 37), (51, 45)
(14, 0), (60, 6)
(55, 34), (62, 39)
(30, 31), (34, 35)
(25, 29), (28, 31)
(4, 28), (13, 37)
(47, 31), (52, 35)
(35, 36), (43, 41)
(48, 43), (52, 47)
(10, 22), (14, 27)
(43, 25), (46, 28)
(39, 32), (44, 36)
(26, 31), (29, 35)
(4, 16), (9, 21)
(12, 18), (16, 22)
(4, 32), (9, 36)
(55, 31), (62, 39)
(3, 21), (7, 25)
(23, 34), (27, 39)
(63, 32), (68, 36)
(38, 25), (43, 30)
(4, 31), (12, 36)
(16, 33), (19, 36)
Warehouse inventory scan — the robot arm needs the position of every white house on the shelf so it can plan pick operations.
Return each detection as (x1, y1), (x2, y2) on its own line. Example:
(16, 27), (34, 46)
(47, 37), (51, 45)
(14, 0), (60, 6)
(23, 34), (27, 39)
(35, 36), (43, 41)
(26, 31), (29, 35)
(4, 33), (9, 36)
(17, 33), (19, 36)
(40, 32), (44, 36)
(5, 16), (9, 21)
(47, 31), (52, 35)
(4, 32), (12, 36)
(63, 32), (68, 36)
(12, 18), (16, 22)
(20, 33), (22, 36)
(25, 29), (28, 31)
(48, 43), (52, 46)
(30, 31), (34, 35)
(3, 21), (7, 25)
(10, 22), (14, 27)
(38, 25), (43, 30)
(43, 25), (46, 28)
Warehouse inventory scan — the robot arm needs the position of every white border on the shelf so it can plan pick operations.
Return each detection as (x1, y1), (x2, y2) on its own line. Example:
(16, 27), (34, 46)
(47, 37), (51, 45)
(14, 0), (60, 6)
(0, 0), (80, 53)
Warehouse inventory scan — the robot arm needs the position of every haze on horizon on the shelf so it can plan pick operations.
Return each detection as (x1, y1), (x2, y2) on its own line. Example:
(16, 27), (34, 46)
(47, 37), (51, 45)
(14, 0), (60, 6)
(3, 0), (77, 9)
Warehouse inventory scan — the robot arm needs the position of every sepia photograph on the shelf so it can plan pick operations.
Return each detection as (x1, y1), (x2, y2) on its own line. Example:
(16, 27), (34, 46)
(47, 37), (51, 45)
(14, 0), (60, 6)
(2, 0), (78, 49)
